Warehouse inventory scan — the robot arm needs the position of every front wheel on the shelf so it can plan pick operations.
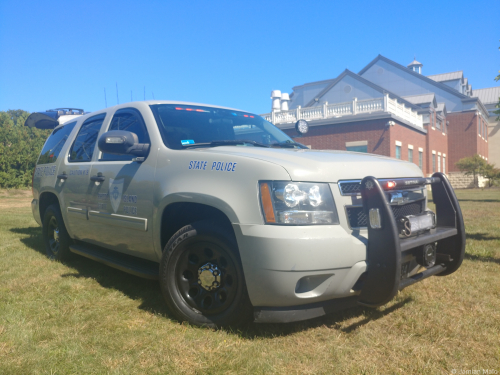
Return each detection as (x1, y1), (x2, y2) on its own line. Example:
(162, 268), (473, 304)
(160, 220), (253, 328)
(42, 204), (72, 261)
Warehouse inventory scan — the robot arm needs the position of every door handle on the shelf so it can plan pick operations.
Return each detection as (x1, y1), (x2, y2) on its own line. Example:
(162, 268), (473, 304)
(90, 175), (105, 182)
(57, 174), (68, 180)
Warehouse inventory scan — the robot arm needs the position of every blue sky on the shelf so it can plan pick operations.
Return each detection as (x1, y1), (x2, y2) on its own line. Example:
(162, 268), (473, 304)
(0, 0), (498, 115)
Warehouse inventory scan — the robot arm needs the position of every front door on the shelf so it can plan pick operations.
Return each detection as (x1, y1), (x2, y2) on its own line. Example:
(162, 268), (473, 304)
(86, 108), (157, 261)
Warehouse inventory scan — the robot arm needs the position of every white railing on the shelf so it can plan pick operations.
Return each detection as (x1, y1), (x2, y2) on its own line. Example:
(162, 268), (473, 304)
(261, 94), (423, 128)
(356, 98), (383, 114)
(327, 101), (353, 116)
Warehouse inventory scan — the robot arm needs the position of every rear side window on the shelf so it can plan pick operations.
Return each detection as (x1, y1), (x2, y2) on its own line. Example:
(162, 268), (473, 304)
(69, 114), (106, 162)
(100, 108), (150, 161)
(37, 122), (77, 164)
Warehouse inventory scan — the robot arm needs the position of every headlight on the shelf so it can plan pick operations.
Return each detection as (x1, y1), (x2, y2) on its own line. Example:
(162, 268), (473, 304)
(259, 181), (339, 225)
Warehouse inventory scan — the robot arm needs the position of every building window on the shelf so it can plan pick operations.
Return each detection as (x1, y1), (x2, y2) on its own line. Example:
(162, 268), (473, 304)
(436, 120), (441, 130)
(346, 145), (368, 153)
(408, 148), (413, 163)
(432, 154), (436, 173)
(443, 156), (446, 174)
(419, 151), (423, 169)
(396, 145), (402, 159)
(438, 155), (441, 172)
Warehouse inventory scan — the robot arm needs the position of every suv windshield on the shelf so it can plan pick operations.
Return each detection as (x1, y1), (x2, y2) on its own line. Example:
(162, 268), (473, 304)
(150, 104), (305, 150)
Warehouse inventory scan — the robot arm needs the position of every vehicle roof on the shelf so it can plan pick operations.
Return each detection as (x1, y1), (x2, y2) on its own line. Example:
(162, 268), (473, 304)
(56, 100), (254, 129)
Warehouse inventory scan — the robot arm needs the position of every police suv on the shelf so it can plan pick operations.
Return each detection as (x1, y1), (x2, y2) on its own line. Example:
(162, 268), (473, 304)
(26, 102), (465, 327)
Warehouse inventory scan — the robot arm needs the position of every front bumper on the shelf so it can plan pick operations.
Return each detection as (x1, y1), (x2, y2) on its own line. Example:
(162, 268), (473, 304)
(238, 172), (465, 323)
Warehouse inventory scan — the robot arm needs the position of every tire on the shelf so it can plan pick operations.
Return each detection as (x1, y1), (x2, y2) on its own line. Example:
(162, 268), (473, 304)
(42, 204), (72, 261)
(160, 220), (253, 328)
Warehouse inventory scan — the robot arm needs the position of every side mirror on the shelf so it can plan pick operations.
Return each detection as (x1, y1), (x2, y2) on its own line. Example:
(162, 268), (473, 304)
(98, 130), (150, 157)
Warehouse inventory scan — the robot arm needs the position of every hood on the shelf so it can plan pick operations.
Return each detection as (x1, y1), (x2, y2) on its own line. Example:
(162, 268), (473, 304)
(191, 147), (423, 182)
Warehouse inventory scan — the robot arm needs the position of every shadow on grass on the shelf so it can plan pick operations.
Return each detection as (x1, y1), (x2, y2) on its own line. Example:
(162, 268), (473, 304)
(9, 226), (176, 321)
(464, 253), (500, 265)
(466, 232), (500, 241)
(10, 226), (413, 337)
(457, 199), (500, 203)
(238, 297), (413, 339)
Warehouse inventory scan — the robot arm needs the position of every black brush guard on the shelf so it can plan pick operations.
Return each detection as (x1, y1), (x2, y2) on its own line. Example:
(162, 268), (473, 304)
(358, 172), (465, 307)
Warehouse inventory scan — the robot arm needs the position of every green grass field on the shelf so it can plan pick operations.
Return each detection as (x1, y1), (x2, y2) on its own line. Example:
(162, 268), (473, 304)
(0, 189), (499, 374)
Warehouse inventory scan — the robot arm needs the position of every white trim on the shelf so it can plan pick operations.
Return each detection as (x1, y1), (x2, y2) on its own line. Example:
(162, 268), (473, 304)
(408, 144), (414, 149)
(443, 153), (446, 157)
(395, 140), (402, 146)
(432, 150), (436, 154)
(418, 147), (423, 152)
(345, 140), (368, 147)
(442, 132), (446, 136)
(438, 152), (441, 155)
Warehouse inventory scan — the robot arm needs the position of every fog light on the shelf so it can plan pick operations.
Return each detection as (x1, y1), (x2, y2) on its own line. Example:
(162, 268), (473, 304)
(369, 208), (382, 229)
(417, 243), (436, 268)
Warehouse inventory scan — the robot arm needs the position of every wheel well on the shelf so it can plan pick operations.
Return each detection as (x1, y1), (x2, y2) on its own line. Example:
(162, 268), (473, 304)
(39, 192), (59, 219)
(161, 202), (234, 251)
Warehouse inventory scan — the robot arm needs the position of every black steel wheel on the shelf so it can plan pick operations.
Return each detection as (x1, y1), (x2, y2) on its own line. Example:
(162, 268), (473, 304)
(160, 220), (253, 327)
(42, 204), (72, 261)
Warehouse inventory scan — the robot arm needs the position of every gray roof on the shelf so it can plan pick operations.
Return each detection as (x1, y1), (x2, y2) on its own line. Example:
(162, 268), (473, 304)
(427, 71), (463, 82)
(436, 103), (447, 114)
(473, 87), (500, 104)
(407, 59), (422, 67)
(402, 93), (435, 105)
(302, 69), (421, 110)
(358, 55), (470, 100)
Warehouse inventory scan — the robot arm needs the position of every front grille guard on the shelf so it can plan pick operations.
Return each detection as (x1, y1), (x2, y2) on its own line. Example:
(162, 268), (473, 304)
(358, 172), (466, 307)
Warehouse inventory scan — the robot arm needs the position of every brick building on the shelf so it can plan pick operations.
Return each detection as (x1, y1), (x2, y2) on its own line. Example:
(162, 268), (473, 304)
(261, 55), (496, 177)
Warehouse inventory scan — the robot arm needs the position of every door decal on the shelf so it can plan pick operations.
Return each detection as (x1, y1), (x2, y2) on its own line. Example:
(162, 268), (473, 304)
(109, 178), (124, 213)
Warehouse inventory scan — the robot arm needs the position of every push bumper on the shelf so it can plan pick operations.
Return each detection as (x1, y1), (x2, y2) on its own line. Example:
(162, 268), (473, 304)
(357, 172), (465, 307)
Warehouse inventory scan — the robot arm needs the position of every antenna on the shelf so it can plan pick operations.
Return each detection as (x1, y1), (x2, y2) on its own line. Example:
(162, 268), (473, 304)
(116, 82), (119, 104)
(152, 92), (155, 99)
(104, 88), (107, 107)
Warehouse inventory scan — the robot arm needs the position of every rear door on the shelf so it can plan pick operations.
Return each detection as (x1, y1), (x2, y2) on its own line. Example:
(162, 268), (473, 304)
(59, 114), (106, 240)
(86, 108), (157, 260)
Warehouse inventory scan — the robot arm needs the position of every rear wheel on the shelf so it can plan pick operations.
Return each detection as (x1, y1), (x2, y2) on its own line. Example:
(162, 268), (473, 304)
(160, 220), (253, 328)
(42, 204), (72, 261)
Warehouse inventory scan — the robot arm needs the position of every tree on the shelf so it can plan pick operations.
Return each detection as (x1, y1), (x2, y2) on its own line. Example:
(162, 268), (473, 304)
(482, 163), (500, 187)
(0, 110), (50, 188)
(455, 154), (488, 188)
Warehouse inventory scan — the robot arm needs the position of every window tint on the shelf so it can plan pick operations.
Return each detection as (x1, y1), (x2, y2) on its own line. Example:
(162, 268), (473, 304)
(100, 109), (150, 161)
(396, 145), (402, 159)
(346, 145), (367, 153)
(150, 104), (294, 150)
(69, 114), (105, 162)
(38, 122), (76, 164)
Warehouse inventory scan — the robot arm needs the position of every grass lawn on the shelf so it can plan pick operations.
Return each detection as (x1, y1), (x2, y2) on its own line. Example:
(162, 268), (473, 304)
(0, 189), (499, 374)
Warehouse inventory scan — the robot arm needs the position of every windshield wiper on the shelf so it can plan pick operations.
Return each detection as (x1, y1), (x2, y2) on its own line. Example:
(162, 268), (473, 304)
(271, 140), (308, 149)
(182, 140), (270, 149)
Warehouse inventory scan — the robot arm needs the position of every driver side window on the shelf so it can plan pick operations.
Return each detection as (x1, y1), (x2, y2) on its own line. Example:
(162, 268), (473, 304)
(100, 108), (150, 161)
